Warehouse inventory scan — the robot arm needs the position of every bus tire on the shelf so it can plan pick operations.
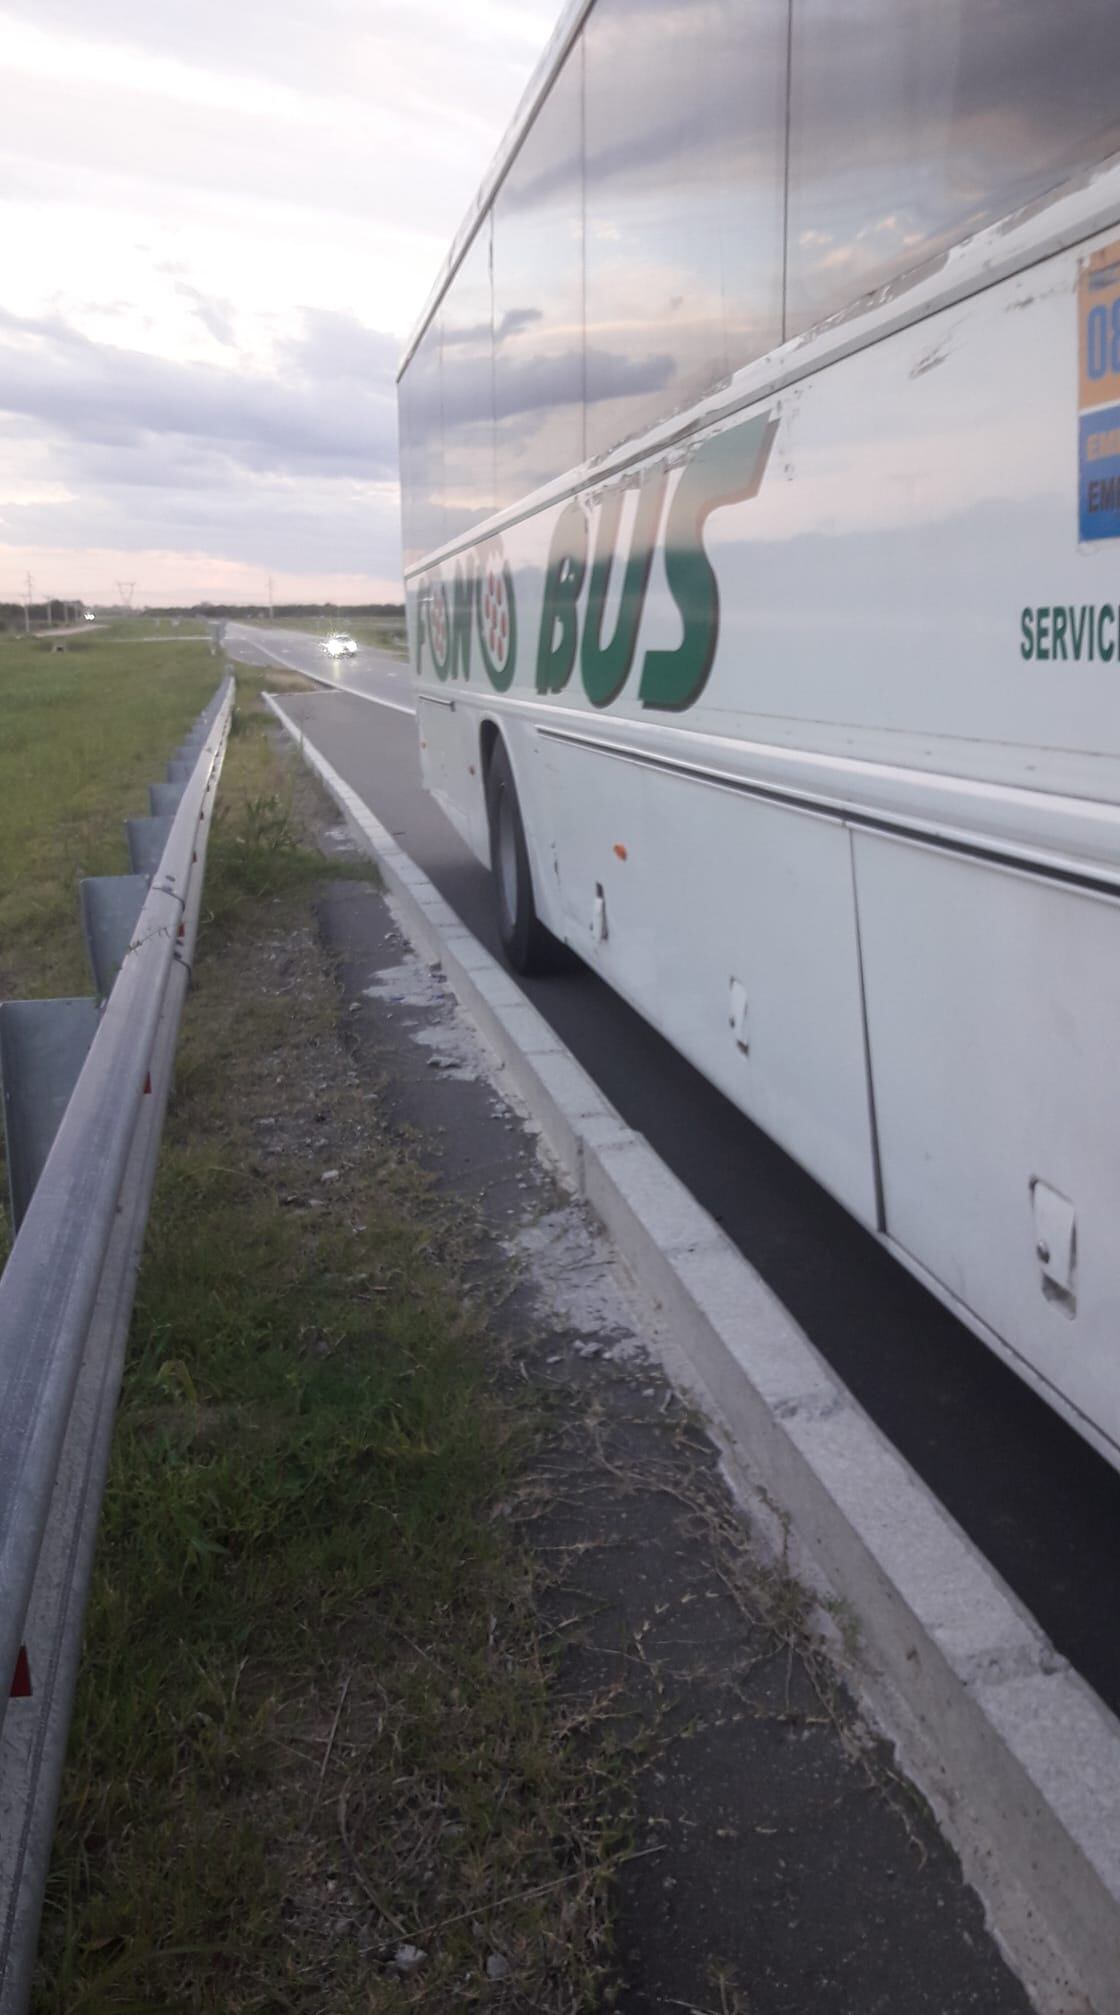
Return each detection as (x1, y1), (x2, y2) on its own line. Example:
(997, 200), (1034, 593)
(485, 739), (562, 975)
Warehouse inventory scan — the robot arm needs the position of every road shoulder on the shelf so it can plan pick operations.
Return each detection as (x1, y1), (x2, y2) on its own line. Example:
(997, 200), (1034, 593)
(313, 788), (1033, 2011)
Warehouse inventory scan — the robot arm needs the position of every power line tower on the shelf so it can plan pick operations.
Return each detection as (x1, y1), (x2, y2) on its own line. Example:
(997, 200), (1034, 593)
(116, 580), (136, 611)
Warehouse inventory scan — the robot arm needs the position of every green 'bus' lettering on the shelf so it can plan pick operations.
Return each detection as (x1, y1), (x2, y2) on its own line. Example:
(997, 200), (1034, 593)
(581, 472), (668, 708)
(639, 414), (778, 713)
(536, 501), (588, 693)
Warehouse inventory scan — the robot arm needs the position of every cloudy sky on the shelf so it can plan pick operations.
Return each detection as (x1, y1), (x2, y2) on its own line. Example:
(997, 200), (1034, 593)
(0, 0), (559, 606)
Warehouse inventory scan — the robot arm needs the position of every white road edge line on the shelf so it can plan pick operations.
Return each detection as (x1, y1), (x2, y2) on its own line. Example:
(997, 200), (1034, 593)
(229, 633), (417, 714)
(264, 686), (1120, 2015)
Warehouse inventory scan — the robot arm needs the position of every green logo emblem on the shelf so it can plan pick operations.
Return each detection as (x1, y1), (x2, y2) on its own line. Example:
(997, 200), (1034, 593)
(417, 540), (518, 691)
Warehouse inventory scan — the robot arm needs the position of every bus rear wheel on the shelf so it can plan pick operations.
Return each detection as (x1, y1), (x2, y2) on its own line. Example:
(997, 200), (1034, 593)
(485, 739), (562, 975)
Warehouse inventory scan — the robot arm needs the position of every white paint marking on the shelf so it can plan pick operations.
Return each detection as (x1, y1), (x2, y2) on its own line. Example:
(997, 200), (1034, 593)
(345, 690), (416, 717)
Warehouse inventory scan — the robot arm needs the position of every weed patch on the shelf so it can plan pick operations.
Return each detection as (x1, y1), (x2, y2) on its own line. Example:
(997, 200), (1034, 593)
(0, 635), (222, 1002)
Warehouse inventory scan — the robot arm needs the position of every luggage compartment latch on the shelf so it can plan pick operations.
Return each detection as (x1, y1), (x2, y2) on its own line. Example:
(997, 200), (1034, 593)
(729, 978), (750, 1056)
(1030, 1178), (1077, 1314)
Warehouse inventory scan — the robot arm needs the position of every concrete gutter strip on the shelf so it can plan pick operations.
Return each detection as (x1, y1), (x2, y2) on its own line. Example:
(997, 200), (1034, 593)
(265, 690), (1120, 2015)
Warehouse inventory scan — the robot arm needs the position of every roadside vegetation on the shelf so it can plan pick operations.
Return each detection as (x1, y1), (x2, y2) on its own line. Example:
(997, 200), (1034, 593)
(4, 650), (1004, 2013)
(0, 632), (221, 1005)
(28, 687), (614, 2011)
(0, 631), (225, 1272)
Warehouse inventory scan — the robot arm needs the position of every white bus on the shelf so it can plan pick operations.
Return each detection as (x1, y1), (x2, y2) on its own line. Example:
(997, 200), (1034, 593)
(397, 0), (1120, 1468)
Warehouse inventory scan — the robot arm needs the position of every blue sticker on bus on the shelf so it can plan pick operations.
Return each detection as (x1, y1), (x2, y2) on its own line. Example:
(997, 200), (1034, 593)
(1077, 240), (1120, 542)
(1079, 404), (1120, 542)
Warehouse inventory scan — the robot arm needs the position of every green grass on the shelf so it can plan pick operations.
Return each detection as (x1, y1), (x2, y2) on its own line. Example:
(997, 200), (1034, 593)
(0, 633), (223, 1001)
(32, 699), (613, 2013)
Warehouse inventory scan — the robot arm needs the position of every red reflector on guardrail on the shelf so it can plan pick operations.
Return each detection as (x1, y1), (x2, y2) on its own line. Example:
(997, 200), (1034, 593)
(9, 1647), (31, 1698)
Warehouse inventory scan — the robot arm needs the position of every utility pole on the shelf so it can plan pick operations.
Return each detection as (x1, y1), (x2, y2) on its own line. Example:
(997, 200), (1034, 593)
(268, 574), (274, 621)
(24, 573), (32, 634)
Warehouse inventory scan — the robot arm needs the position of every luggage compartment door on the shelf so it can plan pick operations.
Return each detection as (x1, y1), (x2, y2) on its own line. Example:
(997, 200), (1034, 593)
(853, 831), (1120, 1452)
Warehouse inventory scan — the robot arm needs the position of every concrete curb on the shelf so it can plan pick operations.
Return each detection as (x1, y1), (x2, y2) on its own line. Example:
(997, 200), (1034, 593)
(266, 690), (1120, 2014)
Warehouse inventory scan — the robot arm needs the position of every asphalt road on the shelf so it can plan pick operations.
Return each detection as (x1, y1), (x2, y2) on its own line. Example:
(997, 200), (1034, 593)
(224, 621), (414, 714)
(228, 622), (1120, 1720)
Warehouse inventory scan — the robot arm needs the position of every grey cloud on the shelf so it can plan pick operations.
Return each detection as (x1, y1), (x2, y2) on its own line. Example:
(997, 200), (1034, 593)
(494, 307), (542, 346)
(789, 0), (1120, 161)
(433, 342), (674, 430)
(176, 282), (237, 347)
(442, 306), (542, 350)
(583, 346), (675, 409)
(0, 0), (562, 592)
(0, 409), (401, 579)
(3, 0), (553, 235)
(280, 309), (400, 384)
(0, 303), (399, 480)
(2, 468), (402, 581)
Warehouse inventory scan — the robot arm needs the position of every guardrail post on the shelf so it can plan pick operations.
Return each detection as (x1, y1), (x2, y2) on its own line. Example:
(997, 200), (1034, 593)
(0, 1001), (100, 1235)
(78, 876), (149, 1002)
(126, 815), (174, 880)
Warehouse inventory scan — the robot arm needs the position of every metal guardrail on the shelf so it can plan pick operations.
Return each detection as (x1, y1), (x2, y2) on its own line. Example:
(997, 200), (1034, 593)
(0, 674), (234, 2011)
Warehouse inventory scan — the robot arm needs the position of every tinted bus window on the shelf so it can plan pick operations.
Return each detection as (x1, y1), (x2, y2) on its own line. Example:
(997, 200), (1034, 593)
(787, 0), (1120, 337)
(399, 318), (443, 571)
(492, 46), (584, 511)
(441, 223), (495, 540)
(584, 0), (787, 463)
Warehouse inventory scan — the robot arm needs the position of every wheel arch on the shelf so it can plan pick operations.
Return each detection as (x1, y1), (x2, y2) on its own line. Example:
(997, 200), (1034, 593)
(477, 717), (567, 961)
(479, 717), (501, 784)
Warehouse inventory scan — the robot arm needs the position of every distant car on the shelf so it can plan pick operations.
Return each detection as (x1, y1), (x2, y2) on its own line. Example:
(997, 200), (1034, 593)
(323, 632), (357, 658)
(83, 611), (96, 622)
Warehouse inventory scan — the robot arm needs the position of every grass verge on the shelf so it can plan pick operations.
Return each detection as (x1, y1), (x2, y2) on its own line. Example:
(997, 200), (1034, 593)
(33, 692), (613, 2012)
(0, 633), (222, 1002)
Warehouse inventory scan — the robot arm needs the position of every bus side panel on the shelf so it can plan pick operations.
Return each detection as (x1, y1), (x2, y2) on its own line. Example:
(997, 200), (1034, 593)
(416, 691), (493, 869)
(536, 733), (879, 1226)
(854, 832), (1120, 1452)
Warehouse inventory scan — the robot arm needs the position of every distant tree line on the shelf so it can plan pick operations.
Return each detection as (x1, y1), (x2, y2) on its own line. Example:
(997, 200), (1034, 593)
(0, 600), (88, 631)
(185, 602), (405, 619)
(0, 599), (405, 632)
